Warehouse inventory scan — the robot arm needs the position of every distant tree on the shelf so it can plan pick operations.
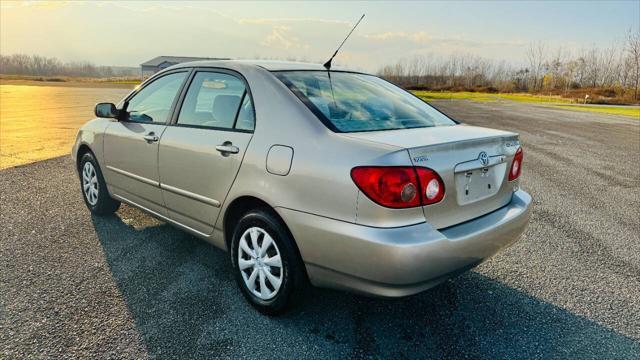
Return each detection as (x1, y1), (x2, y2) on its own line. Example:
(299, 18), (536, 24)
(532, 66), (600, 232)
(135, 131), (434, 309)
(0, 54), (136, 78)
(626, 29), (640, 100)
(526, 42), (547, 91)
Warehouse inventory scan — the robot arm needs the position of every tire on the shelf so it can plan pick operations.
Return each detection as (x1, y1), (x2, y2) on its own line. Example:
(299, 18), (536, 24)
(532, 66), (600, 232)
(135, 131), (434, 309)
(79, 152), (120, 216)
(230, 208), (307, 315)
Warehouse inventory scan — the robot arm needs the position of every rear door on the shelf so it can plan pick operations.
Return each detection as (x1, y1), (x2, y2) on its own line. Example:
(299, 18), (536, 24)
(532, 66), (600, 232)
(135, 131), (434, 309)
(158, 70), (255, 234)
(103, 70), (189, 215)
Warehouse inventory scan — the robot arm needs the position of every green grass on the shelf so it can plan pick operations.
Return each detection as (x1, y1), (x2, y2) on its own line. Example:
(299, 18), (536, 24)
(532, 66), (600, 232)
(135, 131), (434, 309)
(496, 93), (573, 104)
(99, 79), (141, 85)
(550, 105), (640, 119)
(412, 91), (496, 102)
(412, 90), (640, 118)
(411, 91), (573, 104)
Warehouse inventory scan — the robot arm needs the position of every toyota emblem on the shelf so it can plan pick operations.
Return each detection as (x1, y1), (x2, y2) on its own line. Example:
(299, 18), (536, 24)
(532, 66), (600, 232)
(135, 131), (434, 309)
(479, 151), (489, 166)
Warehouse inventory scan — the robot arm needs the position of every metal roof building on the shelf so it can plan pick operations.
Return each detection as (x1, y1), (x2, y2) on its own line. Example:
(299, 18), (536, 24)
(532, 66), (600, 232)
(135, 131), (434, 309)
(140, 56), (229, 77)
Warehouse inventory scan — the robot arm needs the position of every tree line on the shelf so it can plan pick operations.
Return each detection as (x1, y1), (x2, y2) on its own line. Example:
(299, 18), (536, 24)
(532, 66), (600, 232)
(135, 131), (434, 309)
(378, 30), (640, 101)
(0, 54), (136, 78)
(2, 30), (639, 101)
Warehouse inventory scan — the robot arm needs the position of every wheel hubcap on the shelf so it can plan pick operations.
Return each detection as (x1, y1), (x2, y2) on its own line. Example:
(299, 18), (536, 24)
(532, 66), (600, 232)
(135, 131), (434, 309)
(238, 227), (283, 300)
(82, 162), (99, 206)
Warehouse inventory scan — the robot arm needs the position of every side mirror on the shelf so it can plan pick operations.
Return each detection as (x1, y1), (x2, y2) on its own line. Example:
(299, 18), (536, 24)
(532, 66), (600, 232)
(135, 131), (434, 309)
(95, 103), (119, 119)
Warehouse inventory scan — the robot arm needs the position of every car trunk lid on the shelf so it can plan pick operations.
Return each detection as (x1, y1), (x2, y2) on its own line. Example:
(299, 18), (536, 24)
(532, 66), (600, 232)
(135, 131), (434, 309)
(344, 125), (521, 229)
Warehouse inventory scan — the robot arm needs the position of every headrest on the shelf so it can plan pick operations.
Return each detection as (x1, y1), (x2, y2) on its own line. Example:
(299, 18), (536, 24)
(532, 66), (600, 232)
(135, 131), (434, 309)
(212, 95), (241, 124)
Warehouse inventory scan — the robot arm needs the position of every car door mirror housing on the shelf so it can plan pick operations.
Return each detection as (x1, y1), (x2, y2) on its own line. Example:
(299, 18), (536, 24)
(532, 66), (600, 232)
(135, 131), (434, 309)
(95, 103), (119, 119)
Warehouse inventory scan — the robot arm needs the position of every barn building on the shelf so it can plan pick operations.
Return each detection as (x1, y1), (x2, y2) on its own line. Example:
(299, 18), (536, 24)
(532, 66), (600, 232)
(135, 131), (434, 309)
(140, 56), (229, 78)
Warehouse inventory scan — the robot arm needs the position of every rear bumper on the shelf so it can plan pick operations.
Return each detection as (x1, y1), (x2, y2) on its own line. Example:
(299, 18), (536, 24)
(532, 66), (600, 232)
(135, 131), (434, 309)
(277, 190), (532, 297)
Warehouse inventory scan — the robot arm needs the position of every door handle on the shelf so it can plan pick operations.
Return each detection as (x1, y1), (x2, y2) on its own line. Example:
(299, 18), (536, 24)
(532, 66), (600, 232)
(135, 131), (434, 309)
(143, 132), (159, 143)
(215, 142), (239, 155)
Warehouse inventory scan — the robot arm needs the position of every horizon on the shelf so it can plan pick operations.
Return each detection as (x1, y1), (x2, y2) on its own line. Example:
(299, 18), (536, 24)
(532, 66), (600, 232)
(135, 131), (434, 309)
(1, 1), (639, 71)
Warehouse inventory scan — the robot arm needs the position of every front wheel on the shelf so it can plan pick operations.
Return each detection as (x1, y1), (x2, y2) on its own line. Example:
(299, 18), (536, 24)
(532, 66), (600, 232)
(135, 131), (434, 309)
(79, 152), (120, 216)
(231, 209), (306, 315)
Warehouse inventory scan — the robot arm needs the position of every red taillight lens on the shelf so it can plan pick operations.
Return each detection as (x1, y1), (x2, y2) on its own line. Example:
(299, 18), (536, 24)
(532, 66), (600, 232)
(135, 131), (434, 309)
(509, 147), (523, 181)
(351, 167), (421, 208)
(351, 166), (445, 208)
(416, 167), (446, 204)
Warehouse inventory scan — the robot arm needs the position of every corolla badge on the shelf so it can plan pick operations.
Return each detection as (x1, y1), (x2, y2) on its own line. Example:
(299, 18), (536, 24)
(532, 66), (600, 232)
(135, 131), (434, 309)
(479, 151), (489, 166)
(413, 155), (430, 163)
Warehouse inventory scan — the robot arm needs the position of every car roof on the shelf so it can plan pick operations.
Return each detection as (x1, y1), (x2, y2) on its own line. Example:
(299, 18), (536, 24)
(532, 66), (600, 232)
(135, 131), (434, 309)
(171, 59), (365, 73)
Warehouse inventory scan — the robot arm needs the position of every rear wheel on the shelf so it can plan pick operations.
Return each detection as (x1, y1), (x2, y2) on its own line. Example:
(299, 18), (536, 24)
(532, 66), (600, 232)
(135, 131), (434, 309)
(231, 209), (306, 315)
(79, 152), (120, 216)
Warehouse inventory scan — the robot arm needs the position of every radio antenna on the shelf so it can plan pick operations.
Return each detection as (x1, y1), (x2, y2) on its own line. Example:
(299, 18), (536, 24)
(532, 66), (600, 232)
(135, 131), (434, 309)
(323, 14), (365, 70)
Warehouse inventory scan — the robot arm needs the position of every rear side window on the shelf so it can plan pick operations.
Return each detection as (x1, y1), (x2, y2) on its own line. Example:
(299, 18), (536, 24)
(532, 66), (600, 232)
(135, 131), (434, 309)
(235, 94), (255, 131)
(178, 71), (253, 130)
(275, 71), (456, 133)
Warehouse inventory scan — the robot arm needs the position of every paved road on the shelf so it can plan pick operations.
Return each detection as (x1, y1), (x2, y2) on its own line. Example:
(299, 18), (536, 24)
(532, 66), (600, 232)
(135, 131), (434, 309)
(1, 101), (639, 359)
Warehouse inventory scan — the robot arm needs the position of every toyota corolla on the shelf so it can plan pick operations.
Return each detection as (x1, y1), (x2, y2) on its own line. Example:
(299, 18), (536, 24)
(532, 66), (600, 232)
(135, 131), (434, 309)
(72, 60), (532, 314)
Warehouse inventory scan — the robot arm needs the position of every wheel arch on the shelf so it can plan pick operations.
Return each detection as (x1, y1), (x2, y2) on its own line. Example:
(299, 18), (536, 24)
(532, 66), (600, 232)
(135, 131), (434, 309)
(223, 195), (275, 250)
(222, 196), (307, 277)
(76, 143), (94, 172)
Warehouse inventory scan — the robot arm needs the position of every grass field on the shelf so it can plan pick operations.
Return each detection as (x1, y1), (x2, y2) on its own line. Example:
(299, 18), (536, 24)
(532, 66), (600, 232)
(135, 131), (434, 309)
(96, 79), (140, 85)
(0, 84), (131, 169)
(550, 105), (640, 119)
(412, 91), (574, 104)
(412, 91), (639, 118)
(0, 74), (140, 88)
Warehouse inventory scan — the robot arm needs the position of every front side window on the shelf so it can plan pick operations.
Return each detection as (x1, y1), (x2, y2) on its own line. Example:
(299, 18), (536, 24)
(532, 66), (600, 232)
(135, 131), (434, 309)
(126, 72), (187, 123)
(178, 71), (252, 130)
(275, 71), (456, 133)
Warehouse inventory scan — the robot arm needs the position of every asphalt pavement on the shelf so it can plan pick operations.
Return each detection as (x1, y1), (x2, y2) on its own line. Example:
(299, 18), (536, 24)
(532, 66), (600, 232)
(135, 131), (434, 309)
(1, 100), (639, 359)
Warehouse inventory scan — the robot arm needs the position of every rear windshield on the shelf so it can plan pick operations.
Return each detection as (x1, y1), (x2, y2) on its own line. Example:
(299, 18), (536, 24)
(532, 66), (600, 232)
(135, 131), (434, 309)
(274, 71), (456, 133)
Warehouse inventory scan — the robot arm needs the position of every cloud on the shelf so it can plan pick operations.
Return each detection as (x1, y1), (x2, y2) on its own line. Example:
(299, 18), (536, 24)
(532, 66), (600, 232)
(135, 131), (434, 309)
(260, 25), (309, 50)
(1, 0), (75, 10)
(363, 31), (430, 43)
(102, 1), (237, 23)
(238, 17), (351, 26)
(0, 2), (532, 71)
(237, 17), (349, 52)
(361, 30), (526, 54)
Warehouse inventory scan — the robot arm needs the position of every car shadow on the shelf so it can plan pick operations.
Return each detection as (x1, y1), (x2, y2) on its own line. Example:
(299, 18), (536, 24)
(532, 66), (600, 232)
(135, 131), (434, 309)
(91, 209), (640, 359)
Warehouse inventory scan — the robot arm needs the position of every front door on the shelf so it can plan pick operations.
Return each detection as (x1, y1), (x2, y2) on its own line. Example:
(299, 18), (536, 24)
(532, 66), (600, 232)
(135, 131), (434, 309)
(158, 70), (255, 234)
(103, 71), (189, 215)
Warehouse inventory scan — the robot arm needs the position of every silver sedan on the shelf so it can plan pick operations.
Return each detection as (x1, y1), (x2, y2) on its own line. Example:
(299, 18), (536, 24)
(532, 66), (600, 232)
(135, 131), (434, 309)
(72, 60), (532, 314)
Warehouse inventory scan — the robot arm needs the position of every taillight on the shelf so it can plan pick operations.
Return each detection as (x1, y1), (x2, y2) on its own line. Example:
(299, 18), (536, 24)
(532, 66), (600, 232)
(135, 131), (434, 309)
(415, 167), (445, 204)
(509, 147), (523, 181)
(351, 166), (445, 208)
(351, 167), (421, 208)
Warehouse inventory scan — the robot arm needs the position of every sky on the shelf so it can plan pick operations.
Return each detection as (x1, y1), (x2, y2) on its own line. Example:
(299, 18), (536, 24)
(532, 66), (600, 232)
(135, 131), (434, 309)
(1, 0), (639, 71)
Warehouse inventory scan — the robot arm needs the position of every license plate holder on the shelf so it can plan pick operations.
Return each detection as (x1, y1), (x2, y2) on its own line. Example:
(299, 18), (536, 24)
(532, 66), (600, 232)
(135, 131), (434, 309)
(455, 165), (502, 205)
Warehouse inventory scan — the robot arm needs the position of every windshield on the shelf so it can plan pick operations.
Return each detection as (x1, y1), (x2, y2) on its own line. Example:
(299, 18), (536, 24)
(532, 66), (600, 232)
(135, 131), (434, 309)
(275, 71), (456, 133)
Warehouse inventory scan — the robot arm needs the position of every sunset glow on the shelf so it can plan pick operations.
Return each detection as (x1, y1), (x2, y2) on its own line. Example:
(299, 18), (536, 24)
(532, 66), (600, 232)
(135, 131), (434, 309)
(1, 1), (638, 71)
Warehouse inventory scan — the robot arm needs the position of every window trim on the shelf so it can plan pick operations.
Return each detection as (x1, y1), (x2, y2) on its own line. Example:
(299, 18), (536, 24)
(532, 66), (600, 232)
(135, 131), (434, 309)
(119, 69), (191, 125)
(272, 70), (459, 133)
(169, 67), (256, 133)
(232, 91), (248, 130)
